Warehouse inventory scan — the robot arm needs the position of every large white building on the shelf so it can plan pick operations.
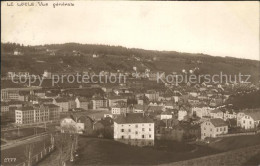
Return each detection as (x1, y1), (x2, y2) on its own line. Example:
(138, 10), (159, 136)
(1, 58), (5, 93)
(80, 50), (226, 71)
(238, 111), (260, 130)
(114, 113), (154, 146)
(201, 118), (228, 140)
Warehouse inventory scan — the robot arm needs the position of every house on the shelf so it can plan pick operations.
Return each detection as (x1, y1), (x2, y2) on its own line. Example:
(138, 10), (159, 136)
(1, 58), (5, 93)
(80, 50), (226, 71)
(14, 49), (23, 56)
(107, 96), (127, 107)
(53, 98), (69, 112)
(178, 109), (187, 121)
(111, 104), (127, 115)
(75, 97), (89, 110)
(60, 117), (84, 134)
(91, 96), (108, 110)
(210, 109), (224, 119)
(145, 90), (159, 101)
(223, 110), (237, 121)
(201, 118), (228, 140)
(192, 105), (213, 118)
(159, 111), (173, 120)
(114, 113), (154, 146)
(132, 104), (147, 113)
(239, 111), (260, 130)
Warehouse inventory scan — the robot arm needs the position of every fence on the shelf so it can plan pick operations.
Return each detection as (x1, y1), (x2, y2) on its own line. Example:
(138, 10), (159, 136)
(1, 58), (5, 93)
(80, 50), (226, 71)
(15, 145), (55, 166)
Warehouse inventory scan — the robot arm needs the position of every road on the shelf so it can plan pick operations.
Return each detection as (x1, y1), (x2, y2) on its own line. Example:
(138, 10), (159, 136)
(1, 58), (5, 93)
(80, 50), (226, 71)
(1, 132), (50, 151)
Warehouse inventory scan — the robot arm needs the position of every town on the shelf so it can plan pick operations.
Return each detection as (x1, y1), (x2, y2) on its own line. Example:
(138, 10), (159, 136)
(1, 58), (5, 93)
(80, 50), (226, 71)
(1, 1), (260, 165)
(1, 44), (260, 165)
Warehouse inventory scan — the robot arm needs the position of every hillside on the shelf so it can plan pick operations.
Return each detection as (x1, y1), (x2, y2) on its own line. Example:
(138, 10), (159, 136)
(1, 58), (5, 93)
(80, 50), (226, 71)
(1, 43), (260, 83)
(226, 90), (260, 109)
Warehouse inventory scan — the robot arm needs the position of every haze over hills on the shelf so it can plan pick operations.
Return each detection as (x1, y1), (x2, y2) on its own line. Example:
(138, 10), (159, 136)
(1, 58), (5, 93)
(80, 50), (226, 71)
(1, 42), (260, 83)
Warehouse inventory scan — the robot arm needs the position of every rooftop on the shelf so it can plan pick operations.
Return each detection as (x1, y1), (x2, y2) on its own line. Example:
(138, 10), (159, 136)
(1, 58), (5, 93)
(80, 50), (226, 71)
(209, 118), (228, 127)
(114, 113), (154, 124)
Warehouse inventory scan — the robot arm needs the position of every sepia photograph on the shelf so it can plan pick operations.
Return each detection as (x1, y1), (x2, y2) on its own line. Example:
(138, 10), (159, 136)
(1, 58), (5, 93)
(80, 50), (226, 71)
(1, 1), (260, 166)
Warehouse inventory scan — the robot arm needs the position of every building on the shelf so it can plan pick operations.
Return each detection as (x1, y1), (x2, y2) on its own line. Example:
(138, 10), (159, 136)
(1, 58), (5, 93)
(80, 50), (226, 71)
(1, 102), (9, 113)
(34, 104), (49, 123)
(210, 109), (224, 119)
(160, 110), (173, 120)
(178, 110), (187, 121)
(15, 107), (35, 124)
(1, 89), (19, 101)
(201, 118), (228, 140)
(91, 97), (108, 110)
(75, 97), (89, 110)
(111, 104), (127, 115)
(53, 98), (69, 112)
(145, 90), (159, 101)
(42, 104), (60, 122)
(114, 113), (154, 146)
(192, 105), (213, 118)
(239, 111), (260, 130)
(107, 96), (127, 107)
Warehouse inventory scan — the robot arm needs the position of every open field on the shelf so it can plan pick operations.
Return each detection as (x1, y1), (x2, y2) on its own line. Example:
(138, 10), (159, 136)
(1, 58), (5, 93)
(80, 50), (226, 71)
(72, 137), (220, 165)
(162, 145), (260, 166)
(71, 134), (260, 165)
(208, 133), (260, 151)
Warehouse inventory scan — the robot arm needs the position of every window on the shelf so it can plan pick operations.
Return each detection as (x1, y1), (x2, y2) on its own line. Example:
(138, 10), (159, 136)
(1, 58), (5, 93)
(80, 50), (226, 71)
(216, 128), (218, 132)
(135, 131), (138, 134)
(149, 128), (151, 131)
(149, 135), (151, 138)
(129, 135), (131, 139)
(121, 129), (124, 132)
(142, 128), (145, 131)
(128, 129), (131, 132)
(220, 128), (222, 131)
(142, 135), (145, 139)
(204, 127), (206, 130)
(121, 136), (124, 139)
(224, 127), (226, 131)
(135, 124), (138, 128)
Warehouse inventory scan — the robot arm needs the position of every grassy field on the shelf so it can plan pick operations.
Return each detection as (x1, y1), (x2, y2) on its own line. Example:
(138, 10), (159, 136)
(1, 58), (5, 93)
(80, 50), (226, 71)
(208, 133), (260, 151)
(70, 134), (260, 165)
(1, 127), (46, 140)
(72, 137), (219, 165)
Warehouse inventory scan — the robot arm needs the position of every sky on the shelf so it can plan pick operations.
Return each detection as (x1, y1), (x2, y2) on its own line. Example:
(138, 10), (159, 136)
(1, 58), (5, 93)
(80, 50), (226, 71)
(2, 1), (259, 60)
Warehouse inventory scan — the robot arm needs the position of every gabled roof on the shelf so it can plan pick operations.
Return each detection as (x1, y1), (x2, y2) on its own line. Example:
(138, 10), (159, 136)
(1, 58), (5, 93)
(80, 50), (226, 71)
(114, 113), (154, 124)
(209, 118), (228, 127)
